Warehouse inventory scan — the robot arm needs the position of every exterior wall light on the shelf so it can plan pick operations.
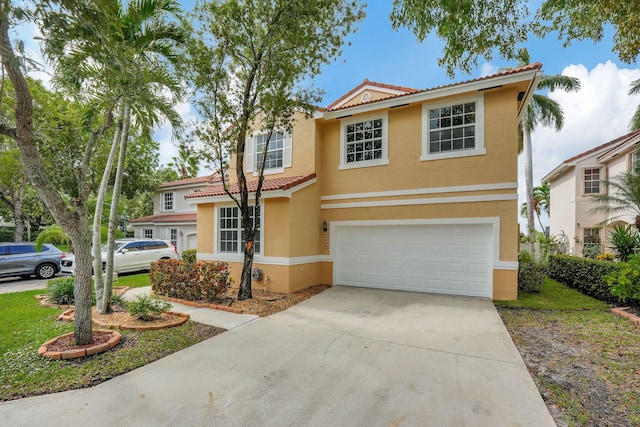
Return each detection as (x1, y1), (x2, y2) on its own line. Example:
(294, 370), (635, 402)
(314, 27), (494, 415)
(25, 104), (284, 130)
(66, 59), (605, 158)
(322, 221), (328, 232)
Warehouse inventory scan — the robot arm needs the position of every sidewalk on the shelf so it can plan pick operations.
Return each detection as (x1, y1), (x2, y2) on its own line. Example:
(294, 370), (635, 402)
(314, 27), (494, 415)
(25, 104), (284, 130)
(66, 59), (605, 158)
(123, 286), (259, 330)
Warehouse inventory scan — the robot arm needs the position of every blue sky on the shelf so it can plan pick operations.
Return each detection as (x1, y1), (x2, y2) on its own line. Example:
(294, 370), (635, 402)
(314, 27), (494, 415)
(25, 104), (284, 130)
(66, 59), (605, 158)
(21, 1), (640, 232)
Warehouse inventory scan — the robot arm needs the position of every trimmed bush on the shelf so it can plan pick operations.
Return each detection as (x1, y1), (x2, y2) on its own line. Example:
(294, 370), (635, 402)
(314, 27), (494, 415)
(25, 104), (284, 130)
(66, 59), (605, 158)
(0, 228), (14, 242)
(604, 255), (640, 304)
(517, 252), (546, 293)
(548, 255), (619, 304)
(150, 259), (233, 302)
(127, 294), (172, 321)
(46, 277), (75, 305)
(181, 249), (197, 264)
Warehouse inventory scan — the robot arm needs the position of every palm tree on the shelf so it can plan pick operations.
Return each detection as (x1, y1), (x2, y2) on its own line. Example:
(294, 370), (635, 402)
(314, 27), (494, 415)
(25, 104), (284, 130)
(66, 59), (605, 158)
(629, 78), (640, 131)
(169, 142), (200, 179)
(520, 182), (550, 232)
(521, 55), (580, 238)
(43, 0), (185, 313)
(590, 171), (640, 230)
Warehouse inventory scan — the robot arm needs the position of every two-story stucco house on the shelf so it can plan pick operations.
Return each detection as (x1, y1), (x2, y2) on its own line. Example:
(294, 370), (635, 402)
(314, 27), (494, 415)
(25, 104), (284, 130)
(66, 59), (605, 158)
(129, 173), (221, 254)
(542, 129), (640, 256)
(186, 63), (543, 300)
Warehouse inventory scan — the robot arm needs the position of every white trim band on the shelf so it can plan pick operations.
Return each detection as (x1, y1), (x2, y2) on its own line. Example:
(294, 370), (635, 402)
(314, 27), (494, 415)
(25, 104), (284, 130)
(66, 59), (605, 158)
(321, 182), (517, 201)
(321, 194), (517, 209)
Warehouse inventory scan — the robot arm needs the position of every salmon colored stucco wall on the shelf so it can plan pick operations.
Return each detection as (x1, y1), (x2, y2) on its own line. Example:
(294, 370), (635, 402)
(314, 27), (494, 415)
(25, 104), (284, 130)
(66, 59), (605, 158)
(196, 204), (214, 254)
(317, 89), (520, 195)
(493, 269), (518, 300)
(227, 111), (318, 181)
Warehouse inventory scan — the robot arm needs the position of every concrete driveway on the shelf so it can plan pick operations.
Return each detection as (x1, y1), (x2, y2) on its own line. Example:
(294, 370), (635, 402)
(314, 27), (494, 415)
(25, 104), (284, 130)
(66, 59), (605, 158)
(0, 286), (554, 426)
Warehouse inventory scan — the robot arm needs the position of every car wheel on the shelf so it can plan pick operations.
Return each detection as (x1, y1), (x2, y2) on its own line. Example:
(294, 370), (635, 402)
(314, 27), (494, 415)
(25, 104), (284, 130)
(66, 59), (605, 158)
(35, 263), (57, 280)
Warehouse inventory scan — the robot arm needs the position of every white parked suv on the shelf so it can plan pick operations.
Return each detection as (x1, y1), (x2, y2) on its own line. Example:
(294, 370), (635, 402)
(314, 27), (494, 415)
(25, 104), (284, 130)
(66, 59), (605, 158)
(60, 238), (178, 275)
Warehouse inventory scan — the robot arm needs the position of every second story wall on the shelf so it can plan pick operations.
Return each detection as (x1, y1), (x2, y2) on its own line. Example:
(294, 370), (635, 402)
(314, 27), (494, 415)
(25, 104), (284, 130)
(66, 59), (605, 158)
(317, 87), (521, 196)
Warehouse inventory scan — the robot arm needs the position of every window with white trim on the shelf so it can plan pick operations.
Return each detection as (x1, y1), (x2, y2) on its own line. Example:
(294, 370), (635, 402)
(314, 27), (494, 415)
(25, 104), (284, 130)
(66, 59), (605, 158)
(218, 206), (261, 254)
(339, 112), (389, 169)
(583, 168), (601, 194)
(246, 131), (292, 175)
(162, 192), (174, 211)
(632, 151), (640, 172)
(168, 228), (178, 249)
(143, 229), (153, 239)
(421, 96), (485, 161)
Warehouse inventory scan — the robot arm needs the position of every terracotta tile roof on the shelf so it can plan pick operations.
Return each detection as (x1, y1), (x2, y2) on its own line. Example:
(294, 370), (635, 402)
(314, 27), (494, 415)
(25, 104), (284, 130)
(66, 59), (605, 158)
(326, 79), (420, 111)
(561, 129), (640, 164)
(185, 174), (316, 199)
(326, 62), (543, 112)
(129, 213), (197, 223)
(159, 172), (222, 188)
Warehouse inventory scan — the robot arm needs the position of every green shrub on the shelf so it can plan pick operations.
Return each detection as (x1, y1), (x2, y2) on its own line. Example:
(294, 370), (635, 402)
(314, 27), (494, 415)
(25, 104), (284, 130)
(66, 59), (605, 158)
(604, 254), (640, 303)
(150, 259), (232, 302)
(181, 249), (197, 264)
(608, 224), (640, 261)
(518, 252), (546, 293)
(127, 294), (172, 321)
(46, 277), (75, 305)
(0, 228), (14, 242)
(582, 244), (601, 259)
(548, 255), (619, 304)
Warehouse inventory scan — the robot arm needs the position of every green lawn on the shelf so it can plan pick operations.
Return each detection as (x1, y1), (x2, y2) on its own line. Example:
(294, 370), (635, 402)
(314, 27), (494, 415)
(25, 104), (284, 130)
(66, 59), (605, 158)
(0, 287), (222, 401)
(496, 278), (640, 425)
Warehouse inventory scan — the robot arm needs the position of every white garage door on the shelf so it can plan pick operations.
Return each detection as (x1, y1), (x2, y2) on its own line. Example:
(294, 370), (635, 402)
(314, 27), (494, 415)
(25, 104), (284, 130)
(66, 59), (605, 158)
(335, 224), (493, 297)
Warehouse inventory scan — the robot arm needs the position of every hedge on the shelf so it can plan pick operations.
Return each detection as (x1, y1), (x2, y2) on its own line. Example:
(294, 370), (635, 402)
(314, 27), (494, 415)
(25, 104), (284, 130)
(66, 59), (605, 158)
(181, 249), (197, 263)
(547, 255), (620, 304)
(150, 259), (232, 302)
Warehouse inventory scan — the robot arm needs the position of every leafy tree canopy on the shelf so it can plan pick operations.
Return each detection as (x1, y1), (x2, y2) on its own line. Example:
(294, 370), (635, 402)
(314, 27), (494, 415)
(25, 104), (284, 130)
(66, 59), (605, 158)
(391, 0), (640, 76)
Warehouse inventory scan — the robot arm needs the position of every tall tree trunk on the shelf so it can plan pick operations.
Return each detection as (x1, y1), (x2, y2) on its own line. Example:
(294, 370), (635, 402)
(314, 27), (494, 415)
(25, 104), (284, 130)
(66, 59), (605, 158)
(102, 104), (131, 313)
(0, 13), (95, 344)
(524, 128), (536, 240)
(93, 105), (123, 312)
(12, 176), (25, 242)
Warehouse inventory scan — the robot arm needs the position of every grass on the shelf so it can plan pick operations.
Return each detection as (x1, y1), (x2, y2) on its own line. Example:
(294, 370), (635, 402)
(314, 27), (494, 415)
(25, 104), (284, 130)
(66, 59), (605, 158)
(496, 278), (640, 425)
(116, 272), (151, 288)
(495, 278), (609, 310)
(0, 288), (222, 401)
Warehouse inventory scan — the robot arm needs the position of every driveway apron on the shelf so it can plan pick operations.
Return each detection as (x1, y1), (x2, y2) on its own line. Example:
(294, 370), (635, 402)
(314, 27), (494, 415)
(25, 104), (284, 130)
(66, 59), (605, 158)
(0, 286), (554, 426)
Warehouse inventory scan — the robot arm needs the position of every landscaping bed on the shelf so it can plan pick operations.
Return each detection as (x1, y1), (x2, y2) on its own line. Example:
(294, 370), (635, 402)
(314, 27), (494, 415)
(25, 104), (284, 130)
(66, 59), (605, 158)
(497, 279), (640, 426)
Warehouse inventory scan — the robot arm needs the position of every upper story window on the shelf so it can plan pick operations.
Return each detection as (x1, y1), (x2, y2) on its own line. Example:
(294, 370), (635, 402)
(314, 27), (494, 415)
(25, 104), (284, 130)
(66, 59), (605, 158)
(339, 112), (389, 170)
(583, 168), (601, 194)
(631, 151), (640, 172)
(421, 96), (485, 161)
(246, 131), (291, 175)
(162, 192), (175, 211)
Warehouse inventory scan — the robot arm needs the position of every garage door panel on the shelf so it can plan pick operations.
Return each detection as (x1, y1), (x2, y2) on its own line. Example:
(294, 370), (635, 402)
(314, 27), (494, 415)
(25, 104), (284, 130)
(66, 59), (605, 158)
(335, 224), (492, 297)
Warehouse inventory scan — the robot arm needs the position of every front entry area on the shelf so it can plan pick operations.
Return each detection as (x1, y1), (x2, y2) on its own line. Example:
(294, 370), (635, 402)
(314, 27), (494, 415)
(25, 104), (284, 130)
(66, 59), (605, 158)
(334, 222), (493, 297)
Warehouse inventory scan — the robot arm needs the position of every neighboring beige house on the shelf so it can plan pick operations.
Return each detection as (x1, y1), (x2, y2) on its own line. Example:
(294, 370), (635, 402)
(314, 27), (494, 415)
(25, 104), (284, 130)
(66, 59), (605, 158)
(186, 63), (543, 300)
(542, 129), (640, 256)
(130, 173), (221, 254)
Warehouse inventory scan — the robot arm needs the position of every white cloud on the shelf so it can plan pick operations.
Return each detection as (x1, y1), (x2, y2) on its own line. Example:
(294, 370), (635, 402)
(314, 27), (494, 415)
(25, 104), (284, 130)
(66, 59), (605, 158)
(519, 61), (640, 231)
(479, 62), (499, 77)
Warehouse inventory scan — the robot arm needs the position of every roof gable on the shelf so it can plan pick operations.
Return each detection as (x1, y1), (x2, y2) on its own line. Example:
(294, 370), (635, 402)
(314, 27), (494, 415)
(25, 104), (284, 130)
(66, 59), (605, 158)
(323, 62), (543, 117)
(326, 79), (419, 111)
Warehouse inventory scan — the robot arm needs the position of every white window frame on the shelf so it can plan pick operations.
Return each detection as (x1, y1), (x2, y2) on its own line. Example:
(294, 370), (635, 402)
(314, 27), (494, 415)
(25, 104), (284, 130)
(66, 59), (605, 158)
(215, 202), (264, 257)
(162, 191), (175, 212)
(582, 167), (602, 195)
(339, 112), (389, 170)
(167, 228), (178, 249)
(631, 151), (640, 172)
(143, 229), (153, 239)
(421, 95), (485, 161)
(246, 130), (292, 176)
(583, 228), (601, 246)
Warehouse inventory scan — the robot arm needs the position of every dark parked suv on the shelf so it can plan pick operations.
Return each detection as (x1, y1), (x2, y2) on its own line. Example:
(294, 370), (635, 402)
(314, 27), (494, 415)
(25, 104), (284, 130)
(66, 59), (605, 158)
(0, 243), (63, 280)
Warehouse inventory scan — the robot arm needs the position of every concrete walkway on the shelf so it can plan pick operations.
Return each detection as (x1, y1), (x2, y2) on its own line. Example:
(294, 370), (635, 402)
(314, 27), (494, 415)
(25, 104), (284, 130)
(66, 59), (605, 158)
(0, 286), (555, 426)
(123, 286), (259, 330)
